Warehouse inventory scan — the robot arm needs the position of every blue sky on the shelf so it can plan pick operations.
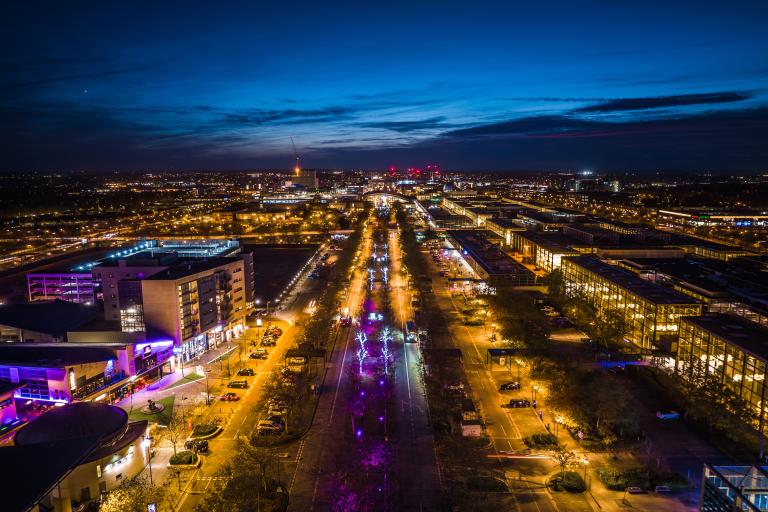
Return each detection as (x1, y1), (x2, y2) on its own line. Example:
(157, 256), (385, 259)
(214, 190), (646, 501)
(1, 1), (767, 171)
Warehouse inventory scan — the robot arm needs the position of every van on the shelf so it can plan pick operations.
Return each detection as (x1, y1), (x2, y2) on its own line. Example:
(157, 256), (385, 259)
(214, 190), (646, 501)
(227, 380), (248, 389)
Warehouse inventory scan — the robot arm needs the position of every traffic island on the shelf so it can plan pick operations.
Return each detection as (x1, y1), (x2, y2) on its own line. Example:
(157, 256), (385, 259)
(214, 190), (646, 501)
(548, 471), (587, 492)
(168, 450), (202, 468)
(189, 424), (223, 439)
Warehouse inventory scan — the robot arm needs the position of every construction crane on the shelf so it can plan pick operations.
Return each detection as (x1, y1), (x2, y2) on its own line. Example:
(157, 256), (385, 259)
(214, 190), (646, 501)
(290, 137), (301, 175)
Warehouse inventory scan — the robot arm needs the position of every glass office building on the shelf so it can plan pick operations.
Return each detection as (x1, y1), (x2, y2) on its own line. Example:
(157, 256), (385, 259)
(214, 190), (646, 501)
(561, 256), (702, 351)
(702, 464), (768, 511)
(677, 314), (768, 435)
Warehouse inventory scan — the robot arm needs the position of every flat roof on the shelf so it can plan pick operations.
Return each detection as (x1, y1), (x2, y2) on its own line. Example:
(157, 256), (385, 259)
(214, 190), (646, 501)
(517, 231), (582, 254)
(448, 230), (535, 277)
(0, 299), (99, 335)
(144, 256), (241, 280)
(0, 344), (119, 367)
(486, 217), (525, 229)
(620, 258), (730, 295)
(563, 256), (700, 305)
(683, 314), (768, 361)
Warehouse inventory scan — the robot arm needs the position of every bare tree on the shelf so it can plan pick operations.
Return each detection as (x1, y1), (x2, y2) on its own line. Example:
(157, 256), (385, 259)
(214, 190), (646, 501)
(550, 446), (577, 476)
(165, 412), (187, 456)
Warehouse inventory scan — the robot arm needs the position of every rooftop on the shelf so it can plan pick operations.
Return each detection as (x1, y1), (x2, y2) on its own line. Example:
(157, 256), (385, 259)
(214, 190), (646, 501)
(448, 230), (535, 278)
(0, 344), (120, 367)
(683, 314), (768, 361)
(564, 256), (700, 305)
(144, 256), (241, 280)
(0, 299), (99, 336)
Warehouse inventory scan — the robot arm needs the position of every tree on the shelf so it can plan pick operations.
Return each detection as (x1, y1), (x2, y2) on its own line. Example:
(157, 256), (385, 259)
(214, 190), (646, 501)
(196, 442), (282, 512)
(542, 269), (567, 306)
(99, 475), (164, 512)
(550, 446), (577, 476)
(165, 412), (187, 456)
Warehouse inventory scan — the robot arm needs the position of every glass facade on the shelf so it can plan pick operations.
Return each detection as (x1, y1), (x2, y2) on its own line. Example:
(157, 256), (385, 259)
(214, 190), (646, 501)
(676, 316), (768, 435)
(702, 465), (768, 511)
(561, 257), (702, 350)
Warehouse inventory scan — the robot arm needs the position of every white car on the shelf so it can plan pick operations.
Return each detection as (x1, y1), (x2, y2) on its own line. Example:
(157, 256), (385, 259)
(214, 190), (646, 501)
(656, 410), (680, 420)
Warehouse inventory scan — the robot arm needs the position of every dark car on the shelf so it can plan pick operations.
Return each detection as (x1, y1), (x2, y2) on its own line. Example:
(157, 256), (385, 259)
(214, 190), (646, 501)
(261, 338), (277, 347)
(508, 399), (531, 408)
(250, 348), (268, 359)
(227, 380), (248, 389)
(220, 392), (239, 401)
(237, 368), (254, 376)
(185, 439), (209, 452)
(499, 382), (521, 391)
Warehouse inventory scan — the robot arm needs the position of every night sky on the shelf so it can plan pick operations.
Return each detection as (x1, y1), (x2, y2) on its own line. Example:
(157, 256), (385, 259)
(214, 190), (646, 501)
(2, 1), (767, 172)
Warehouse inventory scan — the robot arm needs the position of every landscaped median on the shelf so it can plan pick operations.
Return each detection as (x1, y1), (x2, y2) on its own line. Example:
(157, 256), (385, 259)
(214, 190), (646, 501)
(189, 423), (223, 439)
(168, 449), (202, 468)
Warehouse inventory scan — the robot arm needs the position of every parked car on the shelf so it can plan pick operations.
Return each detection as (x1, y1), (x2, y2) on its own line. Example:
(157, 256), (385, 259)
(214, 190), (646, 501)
(220, 392), (239, 401)
(257, 420), (284, 435)
(261, 338), (277, 347)
(627, 486), (645, 494)
(654, 485), (672, 493)
(499, 382), (521, 391)
(185, 439), (209, 452)
(250, 349), (268, 359)
(268, 405), (289, 418)
(508, 399), (531, 408)
(227, 380), (248, 389)
(237, 368), (254, 376)
(656, 410), (680, 420)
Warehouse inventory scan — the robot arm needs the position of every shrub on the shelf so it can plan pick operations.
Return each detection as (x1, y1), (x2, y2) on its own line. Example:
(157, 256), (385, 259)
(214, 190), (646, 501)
(191, 424), (218, 437)
(595, 465), (687, 491)
(169, 450), (196, 465)
(550, 471), (586, 492)
(523, 433), (558, 448)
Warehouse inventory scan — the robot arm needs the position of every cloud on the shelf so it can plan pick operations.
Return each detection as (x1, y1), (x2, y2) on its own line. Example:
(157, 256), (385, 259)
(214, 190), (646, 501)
(358, 117), (450, 133)
(574, 92), (750, 113)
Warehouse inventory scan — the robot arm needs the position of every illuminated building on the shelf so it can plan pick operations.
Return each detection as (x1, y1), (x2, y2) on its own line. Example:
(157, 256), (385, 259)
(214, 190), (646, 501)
(140, 258), (247, 363)
(7, 403), (148, 512)
(676, 314), (768, 435)
(27, 272), (95, 305)
(701, 464), (768, 511)
(561, 256), (702, 350)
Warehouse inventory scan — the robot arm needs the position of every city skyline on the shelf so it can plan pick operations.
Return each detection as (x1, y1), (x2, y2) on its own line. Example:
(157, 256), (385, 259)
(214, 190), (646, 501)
(2, 1), (768, 172)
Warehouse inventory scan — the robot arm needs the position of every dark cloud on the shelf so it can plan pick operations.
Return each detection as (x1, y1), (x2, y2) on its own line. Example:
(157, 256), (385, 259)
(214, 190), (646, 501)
(359, 117), (450, 133)
(219, 106), (355, 127)
(575, 92), (750, 113)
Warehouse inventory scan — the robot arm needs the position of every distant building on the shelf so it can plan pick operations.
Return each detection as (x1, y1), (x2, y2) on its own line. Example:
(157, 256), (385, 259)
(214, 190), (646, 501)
(27, 271), (95, 305)
(290, 169), (319, 190)
(446, 230), (536, 286)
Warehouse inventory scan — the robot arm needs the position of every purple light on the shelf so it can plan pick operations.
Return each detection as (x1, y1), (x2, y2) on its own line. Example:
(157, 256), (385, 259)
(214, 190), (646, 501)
(379, 379), (384, 386)
(360, 390), (365, 397)
(378, 415), (384, 422)
(356, 429), (363, 438)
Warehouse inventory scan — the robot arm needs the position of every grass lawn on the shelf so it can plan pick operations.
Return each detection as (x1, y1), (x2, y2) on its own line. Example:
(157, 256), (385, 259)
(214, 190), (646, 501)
(128, 395), (175, 426)
(165, 372), (204, 390)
